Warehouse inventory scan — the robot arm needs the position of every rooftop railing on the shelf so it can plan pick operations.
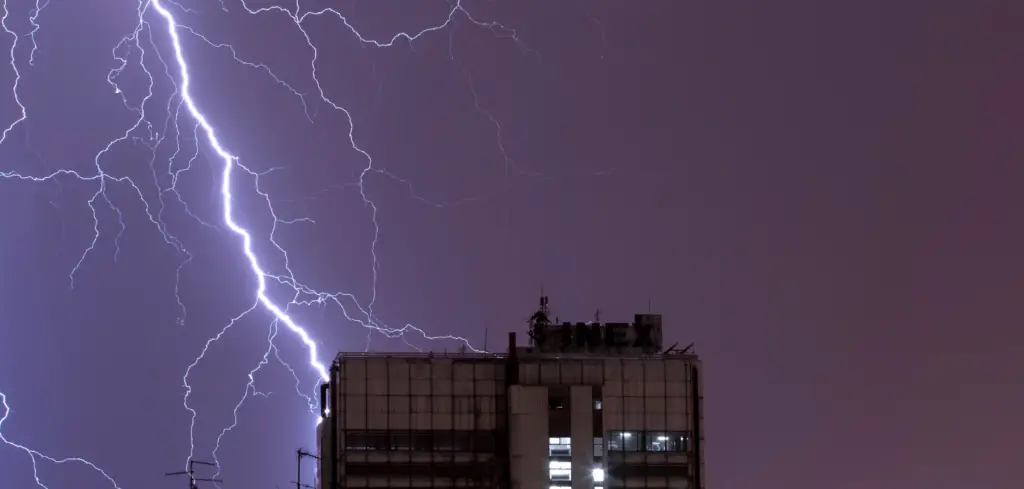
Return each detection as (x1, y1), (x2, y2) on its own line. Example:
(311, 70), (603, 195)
(334, 351), (507, 363)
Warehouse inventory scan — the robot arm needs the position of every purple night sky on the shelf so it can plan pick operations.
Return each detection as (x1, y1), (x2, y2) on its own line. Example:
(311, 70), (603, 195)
(1, 1), (1021, 488)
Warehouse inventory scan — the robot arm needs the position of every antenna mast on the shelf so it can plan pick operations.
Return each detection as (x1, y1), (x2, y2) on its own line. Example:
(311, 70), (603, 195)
(296, 448), (320, 489)
(528, 292), (552, 347)
(164, 460), (222, 489)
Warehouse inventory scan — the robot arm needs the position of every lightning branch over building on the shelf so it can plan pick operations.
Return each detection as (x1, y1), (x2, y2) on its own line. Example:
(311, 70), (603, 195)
(0, 1), (608, 487)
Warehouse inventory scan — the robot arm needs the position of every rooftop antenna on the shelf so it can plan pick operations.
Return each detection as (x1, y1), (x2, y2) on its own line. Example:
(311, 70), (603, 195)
(594, 308), (601, 323)
(483, 328), (489, 353)
(647, 297), (652, 313)
(296, 448), (320, 489)
(165, 460), (222, 489)
(528, 290), (552, 346)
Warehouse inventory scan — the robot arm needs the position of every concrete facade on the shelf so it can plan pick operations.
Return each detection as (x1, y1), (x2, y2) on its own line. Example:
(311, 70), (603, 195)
(319, 342), (703, 489)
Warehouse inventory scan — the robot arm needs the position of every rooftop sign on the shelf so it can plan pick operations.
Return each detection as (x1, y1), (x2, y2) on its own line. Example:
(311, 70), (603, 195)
(529, 314), (663, 354)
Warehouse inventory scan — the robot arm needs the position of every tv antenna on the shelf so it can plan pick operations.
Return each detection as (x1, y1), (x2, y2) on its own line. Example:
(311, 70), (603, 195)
(165, 460), (222, 489)
(295, 448), (320, 489)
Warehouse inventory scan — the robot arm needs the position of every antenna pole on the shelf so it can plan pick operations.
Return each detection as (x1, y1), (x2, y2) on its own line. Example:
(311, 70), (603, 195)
(296, 448), (320, 489)
(164, 460), (222, 489)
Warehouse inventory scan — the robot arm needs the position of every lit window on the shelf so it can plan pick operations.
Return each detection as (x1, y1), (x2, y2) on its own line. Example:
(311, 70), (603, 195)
(549, 467), (572, 481)
(644, 431), (690, 452)
(549, 436), (571, 456)
(607, 431), (640, 452)
(592, 468), (605, 482)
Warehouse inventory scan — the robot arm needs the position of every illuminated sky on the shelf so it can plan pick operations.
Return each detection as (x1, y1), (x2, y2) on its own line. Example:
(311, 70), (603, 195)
(1, 1), (1021, 488)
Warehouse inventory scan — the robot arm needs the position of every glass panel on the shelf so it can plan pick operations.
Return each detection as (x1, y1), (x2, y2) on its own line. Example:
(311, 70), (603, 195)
(608, 431), (640, 451)
(645, 431), (692, 452)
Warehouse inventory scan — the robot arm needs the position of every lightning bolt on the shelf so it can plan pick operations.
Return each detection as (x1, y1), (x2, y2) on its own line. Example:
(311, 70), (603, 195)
(1, 0), (26, 145)
(0, 391), (122, 489)
(1, 0), (606, 486)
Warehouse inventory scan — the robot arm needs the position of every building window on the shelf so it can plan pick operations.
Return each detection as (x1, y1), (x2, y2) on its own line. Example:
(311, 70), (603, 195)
(549, 437), (571, 456)
(678, 432), (692, 452)
(433, 432), (453, 451)
(549, 395), (567, 410)
(344, 431), (498, 452)
(411, 432), (432, 451)
(593, 437), (604, 486)
(549, 437), (572, 485)
(345, 433), (371, 451)
(549, 459), (572, 482)
(390, 433), (410, 450)
(607, 431), (641, 452)
(474, 432), (496, 452)
(645, 431), (690, 452)
(344, 432), (391, 451)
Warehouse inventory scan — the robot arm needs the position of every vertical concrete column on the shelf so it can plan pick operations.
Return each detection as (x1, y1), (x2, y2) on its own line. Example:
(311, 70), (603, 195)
(570, 386), (594, 489)
(315, 421), (326, 489)
(509, 386), (549, 489)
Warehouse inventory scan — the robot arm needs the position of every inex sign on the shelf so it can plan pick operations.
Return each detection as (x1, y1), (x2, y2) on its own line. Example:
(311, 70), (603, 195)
(530, 314), (663, 354)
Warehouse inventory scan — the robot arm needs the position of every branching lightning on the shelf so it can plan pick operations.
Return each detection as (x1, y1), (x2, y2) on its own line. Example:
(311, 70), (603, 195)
(0, 0), (603, 487)
(0, 392), (122, 489)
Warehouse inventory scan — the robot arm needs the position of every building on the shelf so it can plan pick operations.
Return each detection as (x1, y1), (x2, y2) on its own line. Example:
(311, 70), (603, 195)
(318, 297), (704, 489)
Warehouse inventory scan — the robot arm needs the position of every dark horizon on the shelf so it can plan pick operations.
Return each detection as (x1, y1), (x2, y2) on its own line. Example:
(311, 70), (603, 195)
(2, 1), (1022, 488)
